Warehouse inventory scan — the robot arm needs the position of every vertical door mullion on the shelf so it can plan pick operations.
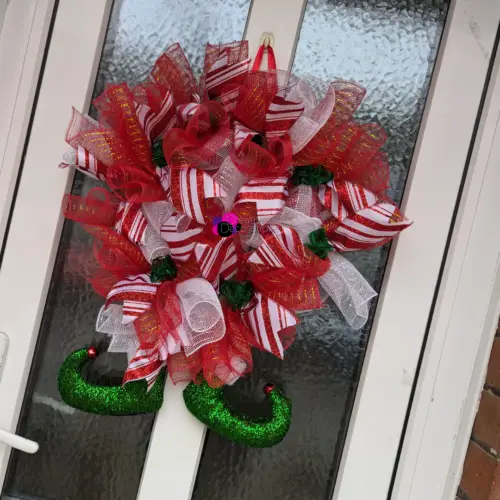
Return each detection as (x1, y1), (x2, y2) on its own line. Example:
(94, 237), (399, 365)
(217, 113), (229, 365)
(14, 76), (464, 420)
(245, 0), (307, 70)
(136, 2), (307, 499)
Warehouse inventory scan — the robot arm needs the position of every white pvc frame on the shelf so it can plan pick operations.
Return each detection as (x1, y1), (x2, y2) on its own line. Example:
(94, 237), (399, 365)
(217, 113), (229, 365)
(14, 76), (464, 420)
(0, 0), (56, 249)
(393, 25), (500, 500)
(0, 1), (499, 499)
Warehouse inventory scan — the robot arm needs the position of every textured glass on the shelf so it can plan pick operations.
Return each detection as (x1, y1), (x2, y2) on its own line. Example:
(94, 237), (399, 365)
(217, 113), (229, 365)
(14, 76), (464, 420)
(192, 2), (449, 500)
(1, 0), (251, 499)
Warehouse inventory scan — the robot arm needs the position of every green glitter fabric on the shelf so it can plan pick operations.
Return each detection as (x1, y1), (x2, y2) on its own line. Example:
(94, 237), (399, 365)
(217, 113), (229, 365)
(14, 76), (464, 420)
(150, 255), (177, 283)
(58, 349), (165, 416)
(290, 164), (334, 187)
(152, 140), (168, 167)
(306, 228), (334, 260)
(219, 279), (254, 310)
(183, 381), (292, 447)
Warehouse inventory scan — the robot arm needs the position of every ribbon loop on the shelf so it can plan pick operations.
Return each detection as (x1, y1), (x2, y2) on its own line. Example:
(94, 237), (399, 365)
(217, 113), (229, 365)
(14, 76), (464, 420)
(176, 277), (226, 356)
(318, 253), (377, 330)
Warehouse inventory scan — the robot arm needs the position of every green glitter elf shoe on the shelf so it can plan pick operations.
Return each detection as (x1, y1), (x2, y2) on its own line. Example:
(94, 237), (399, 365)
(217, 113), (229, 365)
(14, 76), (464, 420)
(183, 380), (291, 447)
(58, 348), (165, 416)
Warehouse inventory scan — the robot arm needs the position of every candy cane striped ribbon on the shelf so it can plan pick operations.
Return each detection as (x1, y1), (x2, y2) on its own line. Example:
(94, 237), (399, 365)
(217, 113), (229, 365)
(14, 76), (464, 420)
(247, 224), (302, 269)
(233, 121), (257, 150)
(106, 274), (159, 324)
(242, 292), (297, 359)
(205, 50), (250, 95)
(265, 95), (304, 139)
(177, 94), (202, 124)
(123, 347), (166, 390)
(60, 145), (107, 181)
(114, 202), (148, 245)
(194, 238), (237, 284)
(206, 51), (251, 112)
(160, 219), (202, 262)
(168, 168), (226, 224)
(135, 90), (176, 143)
(317, 180), (412, 251)
(234, 177), (288, 224)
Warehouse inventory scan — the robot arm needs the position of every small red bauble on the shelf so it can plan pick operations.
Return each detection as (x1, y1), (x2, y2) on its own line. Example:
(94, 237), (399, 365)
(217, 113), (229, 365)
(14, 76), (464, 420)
(263, 383), (275, 395)
(87, 346), (98, 359)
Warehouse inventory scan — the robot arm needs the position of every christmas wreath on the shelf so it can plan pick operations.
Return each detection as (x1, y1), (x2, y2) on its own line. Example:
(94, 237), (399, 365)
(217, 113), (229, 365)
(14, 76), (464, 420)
(58, 41), (411, 447)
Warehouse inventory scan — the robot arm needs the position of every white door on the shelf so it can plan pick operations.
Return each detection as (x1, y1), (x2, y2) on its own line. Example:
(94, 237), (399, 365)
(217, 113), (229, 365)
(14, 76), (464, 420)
(0, 1), (498, 499)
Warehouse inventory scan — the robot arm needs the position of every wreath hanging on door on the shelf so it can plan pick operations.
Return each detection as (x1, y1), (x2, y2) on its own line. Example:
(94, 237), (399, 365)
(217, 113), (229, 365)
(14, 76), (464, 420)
(57, 41), (411, 447)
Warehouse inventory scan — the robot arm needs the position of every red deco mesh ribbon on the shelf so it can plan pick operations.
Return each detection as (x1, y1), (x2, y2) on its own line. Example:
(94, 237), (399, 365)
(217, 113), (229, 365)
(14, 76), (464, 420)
(292, 81), (390, 194)
(233, 71), (278, 133)
(201, 41), (250, 99)
(151, 43), (198, 105)
(132, 281), (183, 349)
(105, 164), (165, 203)
(63, 188), (151, 296)
(107, 260), (200, 350)
(168, 305), (253, 388)
(247, 224), (330, 311)
(230, 134), (292, 178)
(162, 101), (232, 170)
(65, 107), (164, 204)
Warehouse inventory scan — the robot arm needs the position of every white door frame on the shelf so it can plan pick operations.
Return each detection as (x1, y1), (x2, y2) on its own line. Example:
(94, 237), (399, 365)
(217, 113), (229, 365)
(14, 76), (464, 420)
(0, 0), (56, 250)
(393, 28), (500, 500)
(0, 1), (498, 499)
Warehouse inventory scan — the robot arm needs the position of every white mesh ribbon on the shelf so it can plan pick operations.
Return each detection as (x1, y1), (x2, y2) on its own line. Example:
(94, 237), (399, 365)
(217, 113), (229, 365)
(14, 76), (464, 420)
(268, 207), (376, 328)
(140, 226), (171, 263)
(176, 277), (226, 356)
(286, 185), (327, 219)
(318, 253), (376, 330)
(268, 206), (322, 241)
(212, 156), (249, 210)
(286, 80), (336, 154)
(142, 200), (177, 232)
(140, 200), (178, 262)
(96, 304), (182, 361)
(143, 200), (195, 262)
(96, 304), (139, 361)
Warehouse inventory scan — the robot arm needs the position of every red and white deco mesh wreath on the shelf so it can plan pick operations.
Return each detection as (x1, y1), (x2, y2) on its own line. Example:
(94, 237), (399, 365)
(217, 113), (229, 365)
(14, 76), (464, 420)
(57, 41), (411, 447)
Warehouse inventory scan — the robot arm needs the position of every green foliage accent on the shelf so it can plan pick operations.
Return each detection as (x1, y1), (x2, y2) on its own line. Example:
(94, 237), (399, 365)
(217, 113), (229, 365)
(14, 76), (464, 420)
(152, 140), (168, 168)
(290, 165), (334, 187)
(219, 279), (254, 310)
(305, 228), (334, 259)
(150, 255), (177, 283)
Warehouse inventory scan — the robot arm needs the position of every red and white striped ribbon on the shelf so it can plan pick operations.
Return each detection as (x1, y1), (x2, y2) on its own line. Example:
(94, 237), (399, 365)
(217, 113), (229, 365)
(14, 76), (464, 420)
(176, 94), (201, 124)
(206, 50), (251, 112)
(247, 224), (302, 269)
(234, 177), (288, 224)
(106, 274), (159, 324)
(60, 145), (107, 181)
(317, 180), (412, 251)
(265, 95), (304, 139)
(168, 167), (226, 224)
(205, 51), (250, 95)
(114, 202), (148, 245)
(160, 218), (202, 262)
(233, 121), (257, 150)
(135, 90), (176, 143)
(123, 347), (166, 390)
(194, 237), (237, 284)
(242, 292), (297, 359)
